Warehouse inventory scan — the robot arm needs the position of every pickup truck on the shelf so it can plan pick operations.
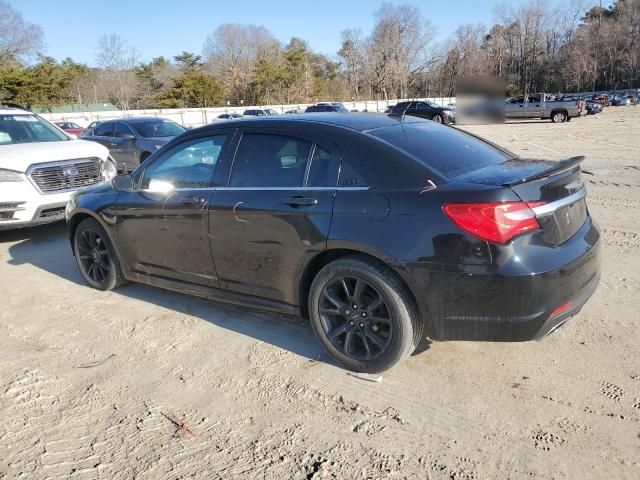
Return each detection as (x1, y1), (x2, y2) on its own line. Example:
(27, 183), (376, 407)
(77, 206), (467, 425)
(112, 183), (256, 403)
(505, 93), (583, 123)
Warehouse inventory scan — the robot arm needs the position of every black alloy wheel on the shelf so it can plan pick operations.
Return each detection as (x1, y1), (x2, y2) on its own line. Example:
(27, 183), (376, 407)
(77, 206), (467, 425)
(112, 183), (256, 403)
(319, 276), (392, 361)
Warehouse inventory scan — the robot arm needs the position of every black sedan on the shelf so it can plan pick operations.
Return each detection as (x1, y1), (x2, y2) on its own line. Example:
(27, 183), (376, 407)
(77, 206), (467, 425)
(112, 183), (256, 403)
(66, 114), (600, 372)
(390, 100), (456, 124)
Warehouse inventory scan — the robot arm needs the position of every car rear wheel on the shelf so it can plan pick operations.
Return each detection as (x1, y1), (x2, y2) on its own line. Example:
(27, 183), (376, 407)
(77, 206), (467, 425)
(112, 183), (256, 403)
(308, 257), (421, 373)
(431, 114), (443, 123)
(73, 218), (127, 291)
(551, 111), (567, 123)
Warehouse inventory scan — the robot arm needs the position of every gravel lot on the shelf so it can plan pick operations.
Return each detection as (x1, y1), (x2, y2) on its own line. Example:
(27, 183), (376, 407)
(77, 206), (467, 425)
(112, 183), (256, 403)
(1, 107), (639, 479)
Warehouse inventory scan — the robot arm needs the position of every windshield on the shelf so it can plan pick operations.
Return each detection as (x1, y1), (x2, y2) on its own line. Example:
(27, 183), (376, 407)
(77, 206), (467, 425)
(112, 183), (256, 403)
(0, 114), (68, 145)
(266, 109), (279, 115)
(130, 120), (185, 138)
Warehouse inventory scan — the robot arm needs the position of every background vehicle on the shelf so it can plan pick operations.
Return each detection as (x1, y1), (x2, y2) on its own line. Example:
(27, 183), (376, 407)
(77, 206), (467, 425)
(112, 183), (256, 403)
(54, 121), (84, 136)
(81, 117), (185, 171)
(67, 114), (600, 373)
(0, 107), (115, 230)
(585, 100), (604, 115)
(591, 93), (610, 106)
(610, 94), (631, 106)
(218, 113), (243, 119)
(305, 103), (349, 112)
(505, 93), (582, 122)
(243, 108), (279, 116)
(389, 100), (456, 124)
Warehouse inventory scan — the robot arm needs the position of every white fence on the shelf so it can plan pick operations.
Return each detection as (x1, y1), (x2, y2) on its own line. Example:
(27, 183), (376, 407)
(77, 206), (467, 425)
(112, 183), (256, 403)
(38, 97), (456, 128)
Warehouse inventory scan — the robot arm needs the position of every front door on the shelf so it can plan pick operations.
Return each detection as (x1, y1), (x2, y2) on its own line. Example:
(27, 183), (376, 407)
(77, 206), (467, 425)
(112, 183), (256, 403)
(115, 133), (231, 287)
(208, 131), (340, 305)
(524, 94), (543, 118)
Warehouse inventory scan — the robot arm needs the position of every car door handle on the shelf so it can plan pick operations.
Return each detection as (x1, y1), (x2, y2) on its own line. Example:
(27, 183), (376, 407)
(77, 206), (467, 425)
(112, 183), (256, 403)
(283, 196), (318, 207)
(109, 142), (117, 146)
(180, 196), (206, 206)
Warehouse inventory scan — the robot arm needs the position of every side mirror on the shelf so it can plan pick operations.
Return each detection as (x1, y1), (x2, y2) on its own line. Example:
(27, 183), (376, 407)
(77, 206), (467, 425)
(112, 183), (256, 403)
(112, 174), (134, 192)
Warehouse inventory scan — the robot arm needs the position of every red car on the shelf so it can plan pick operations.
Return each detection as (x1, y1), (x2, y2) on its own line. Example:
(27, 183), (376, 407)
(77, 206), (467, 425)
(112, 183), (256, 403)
(54, 121), (84, 136)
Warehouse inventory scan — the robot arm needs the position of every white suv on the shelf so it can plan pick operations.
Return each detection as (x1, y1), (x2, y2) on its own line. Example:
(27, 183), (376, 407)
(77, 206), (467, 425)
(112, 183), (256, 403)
(0, 107), (116, 230)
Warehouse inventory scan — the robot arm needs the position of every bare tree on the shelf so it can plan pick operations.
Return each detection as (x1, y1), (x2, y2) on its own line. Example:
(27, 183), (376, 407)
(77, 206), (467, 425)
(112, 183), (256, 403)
(338, 29), (364, 100)
(96, 34), (139, 110)
(203, 24), (279, 104)
(0, 0), (43, 64)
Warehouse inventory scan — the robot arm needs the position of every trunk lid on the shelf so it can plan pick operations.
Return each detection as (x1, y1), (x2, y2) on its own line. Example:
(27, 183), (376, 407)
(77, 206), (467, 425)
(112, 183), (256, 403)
(454, 156), (588, 245)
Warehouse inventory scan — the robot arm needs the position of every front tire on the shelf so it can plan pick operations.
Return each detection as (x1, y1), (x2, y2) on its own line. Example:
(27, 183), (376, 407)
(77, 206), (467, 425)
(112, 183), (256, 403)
(308, 257), (421, 373)
(73, 218), (127, 291)
(431, 114), (443, 123)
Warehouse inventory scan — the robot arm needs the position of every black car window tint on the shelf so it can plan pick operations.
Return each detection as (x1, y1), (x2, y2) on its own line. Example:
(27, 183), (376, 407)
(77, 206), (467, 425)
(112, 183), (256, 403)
(141, 135), (227, 189)
(307, 145), (340, 187)
(115, 123), (133, 138)
(229, 134), (312, 188)
(96, 122), (114, 136)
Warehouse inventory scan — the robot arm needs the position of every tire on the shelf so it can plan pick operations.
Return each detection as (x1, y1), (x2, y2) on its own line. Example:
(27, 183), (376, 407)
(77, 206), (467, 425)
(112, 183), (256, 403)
(73, 217), (128, 291)
(308, 256), (422, 373)
(551, 111), (568, 123)
(431, 114), (443, 123)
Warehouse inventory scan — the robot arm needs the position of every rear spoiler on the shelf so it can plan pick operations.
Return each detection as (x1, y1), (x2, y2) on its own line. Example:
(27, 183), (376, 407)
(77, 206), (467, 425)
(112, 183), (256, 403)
(504, 156), (585, 186)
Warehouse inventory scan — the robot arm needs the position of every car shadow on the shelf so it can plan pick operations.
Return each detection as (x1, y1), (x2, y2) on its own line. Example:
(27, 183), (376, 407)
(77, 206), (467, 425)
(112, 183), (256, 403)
(3, 224), (340, 368)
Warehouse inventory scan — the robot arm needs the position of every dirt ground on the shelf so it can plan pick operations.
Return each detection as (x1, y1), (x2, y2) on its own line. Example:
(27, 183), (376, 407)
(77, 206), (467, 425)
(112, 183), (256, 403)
(1, 107), (639, 480)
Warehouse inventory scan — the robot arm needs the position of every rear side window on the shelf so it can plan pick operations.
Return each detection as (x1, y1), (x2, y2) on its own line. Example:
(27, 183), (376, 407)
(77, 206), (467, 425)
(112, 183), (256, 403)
(230, 134), (312, 187)
(307, 145), (339, 187)
(115, 123), (133, 138)
(368, 123), (508, 179)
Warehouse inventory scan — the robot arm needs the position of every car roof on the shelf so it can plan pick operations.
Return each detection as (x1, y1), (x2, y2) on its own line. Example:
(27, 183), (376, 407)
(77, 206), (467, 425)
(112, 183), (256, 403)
(0, 108), (35, 116)
(100, 117), (173, 124)
(194, 112), (425, 133)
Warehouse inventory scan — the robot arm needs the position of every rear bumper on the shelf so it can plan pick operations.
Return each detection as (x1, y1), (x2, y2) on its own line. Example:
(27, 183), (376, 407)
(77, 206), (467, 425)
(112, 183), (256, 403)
(406, 217), (601, 341)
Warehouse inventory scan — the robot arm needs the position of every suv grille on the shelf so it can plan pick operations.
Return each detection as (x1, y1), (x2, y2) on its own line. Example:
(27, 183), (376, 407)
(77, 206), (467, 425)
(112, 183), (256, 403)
(29, 158), (102, 194)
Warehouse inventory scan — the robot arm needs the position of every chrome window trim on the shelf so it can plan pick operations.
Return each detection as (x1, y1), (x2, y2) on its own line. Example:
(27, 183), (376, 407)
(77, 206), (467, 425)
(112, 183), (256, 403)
(134, 186), (370, 193)
(531, 187), (587, 217)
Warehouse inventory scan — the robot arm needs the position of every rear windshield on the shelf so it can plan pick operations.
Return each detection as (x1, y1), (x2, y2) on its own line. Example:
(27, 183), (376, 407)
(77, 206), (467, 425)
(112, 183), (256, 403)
(0, 114), (68, 145)
(367, 123), (509, 178)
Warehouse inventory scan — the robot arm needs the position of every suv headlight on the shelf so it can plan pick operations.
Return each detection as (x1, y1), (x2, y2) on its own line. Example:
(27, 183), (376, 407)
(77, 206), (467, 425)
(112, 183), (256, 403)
(102, 157), (117, 181)
(0, 169), (24, 182)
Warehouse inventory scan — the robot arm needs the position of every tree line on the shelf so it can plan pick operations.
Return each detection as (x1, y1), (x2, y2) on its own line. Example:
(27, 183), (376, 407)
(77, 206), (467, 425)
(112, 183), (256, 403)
(0, 0), (638, 111)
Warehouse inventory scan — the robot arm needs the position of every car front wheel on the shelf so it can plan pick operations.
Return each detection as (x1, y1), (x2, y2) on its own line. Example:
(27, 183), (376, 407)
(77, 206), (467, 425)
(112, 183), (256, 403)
(73, 217), (127, 291)
(308, 257), (422, 373)
(431, 114), (443, 123)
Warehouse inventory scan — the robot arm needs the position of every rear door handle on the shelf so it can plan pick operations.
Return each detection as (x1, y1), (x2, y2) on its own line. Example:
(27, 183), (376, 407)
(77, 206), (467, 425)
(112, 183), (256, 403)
(180, 196), (206, 206)
(283, 196), (318, 207)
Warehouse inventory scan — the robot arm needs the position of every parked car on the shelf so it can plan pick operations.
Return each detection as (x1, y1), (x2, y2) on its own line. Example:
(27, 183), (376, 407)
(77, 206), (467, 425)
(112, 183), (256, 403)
(81, 117), (186, 171)
(66, 113), (600, 372)
(610, 94), (631, 106)
(54, 121), (84, 137)
(505, 93), (582, 122)
(243, 108), (279, 116)
(591, 93), (610, 106)
(0, 106), (116, 230)
(285, 108), (306, 114)
(218, 113), (243, 119)
(584, 100), (603, 115)
(305, 103), (349, 113)
(384, 105), (395, 114)
(389, 101), (456, 124)
(85, 120), (101, 132)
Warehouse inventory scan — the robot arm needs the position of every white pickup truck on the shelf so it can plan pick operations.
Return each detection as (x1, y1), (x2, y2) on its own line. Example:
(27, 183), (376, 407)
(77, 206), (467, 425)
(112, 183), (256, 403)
(505, 93), (584, 123)
(0, 107), (116, 230)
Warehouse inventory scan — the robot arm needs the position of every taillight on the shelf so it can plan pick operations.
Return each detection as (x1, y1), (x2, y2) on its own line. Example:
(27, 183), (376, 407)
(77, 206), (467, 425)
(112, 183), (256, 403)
(443, 201), (545, 244)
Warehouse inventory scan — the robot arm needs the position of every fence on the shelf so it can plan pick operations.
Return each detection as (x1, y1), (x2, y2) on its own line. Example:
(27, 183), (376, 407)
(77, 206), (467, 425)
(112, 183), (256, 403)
(38, 97), (456, 128)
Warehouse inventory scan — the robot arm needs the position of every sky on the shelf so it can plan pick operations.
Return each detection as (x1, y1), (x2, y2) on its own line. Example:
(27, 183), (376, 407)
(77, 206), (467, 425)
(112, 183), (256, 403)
(15, 0), (543, 66)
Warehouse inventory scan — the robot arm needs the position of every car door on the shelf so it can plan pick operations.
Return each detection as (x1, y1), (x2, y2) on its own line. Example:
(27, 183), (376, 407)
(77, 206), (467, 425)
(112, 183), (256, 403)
(111, 122), (139, 171)
(505, 96), (525, 118)
(413, 102), (433, 119)
(86, 121), (115, 148)
(115, 132), (233, 287)
(208, 129), (340, 305)
(524, 94), (543, 118)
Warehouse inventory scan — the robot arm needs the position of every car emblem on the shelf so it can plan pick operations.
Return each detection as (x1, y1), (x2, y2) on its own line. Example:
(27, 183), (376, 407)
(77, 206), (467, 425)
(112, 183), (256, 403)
(62, 166), (79, 177)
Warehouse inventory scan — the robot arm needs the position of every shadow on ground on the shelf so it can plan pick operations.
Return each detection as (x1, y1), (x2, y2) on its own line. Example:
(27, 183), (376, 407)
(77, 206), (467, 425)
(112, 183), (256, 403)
(3, 223), (431, 370)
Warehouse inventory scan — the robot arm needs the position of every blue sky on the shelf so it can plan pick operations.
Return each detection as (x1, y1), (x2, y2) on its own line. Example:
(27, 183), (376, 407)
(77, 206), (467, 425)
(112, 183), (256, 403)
(17, 0), (538, 65)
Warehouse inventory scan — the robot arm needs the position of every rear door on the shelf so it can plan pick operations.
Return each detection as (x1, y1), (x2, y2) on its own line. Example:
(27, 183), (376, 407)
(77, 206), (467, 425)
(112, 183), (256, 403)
(208, 129), (340, 305)
(87, 122), (115, 149)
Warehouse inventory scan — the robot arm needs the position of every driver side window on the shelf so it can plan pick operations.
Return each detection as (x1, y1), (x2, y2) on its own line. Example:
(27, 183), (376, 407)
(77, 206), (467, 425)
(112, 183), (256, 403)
(141, 135), (227, 189)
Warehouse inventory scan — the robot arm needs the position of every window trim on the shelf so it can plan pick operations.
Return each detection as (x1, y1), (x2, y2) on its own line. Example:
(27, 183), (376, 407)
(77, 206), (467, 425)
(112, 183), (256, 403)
(114, 122), (135, 138)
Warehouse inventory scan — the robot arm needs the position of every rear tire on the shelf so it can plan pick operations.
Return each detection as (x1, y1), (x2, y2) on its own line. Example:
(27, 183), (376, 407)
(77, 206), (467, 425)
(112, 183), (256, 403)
(551, 111), (568, 123)
(308, 256), (422, 373)
(73, 218), (127, 291)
